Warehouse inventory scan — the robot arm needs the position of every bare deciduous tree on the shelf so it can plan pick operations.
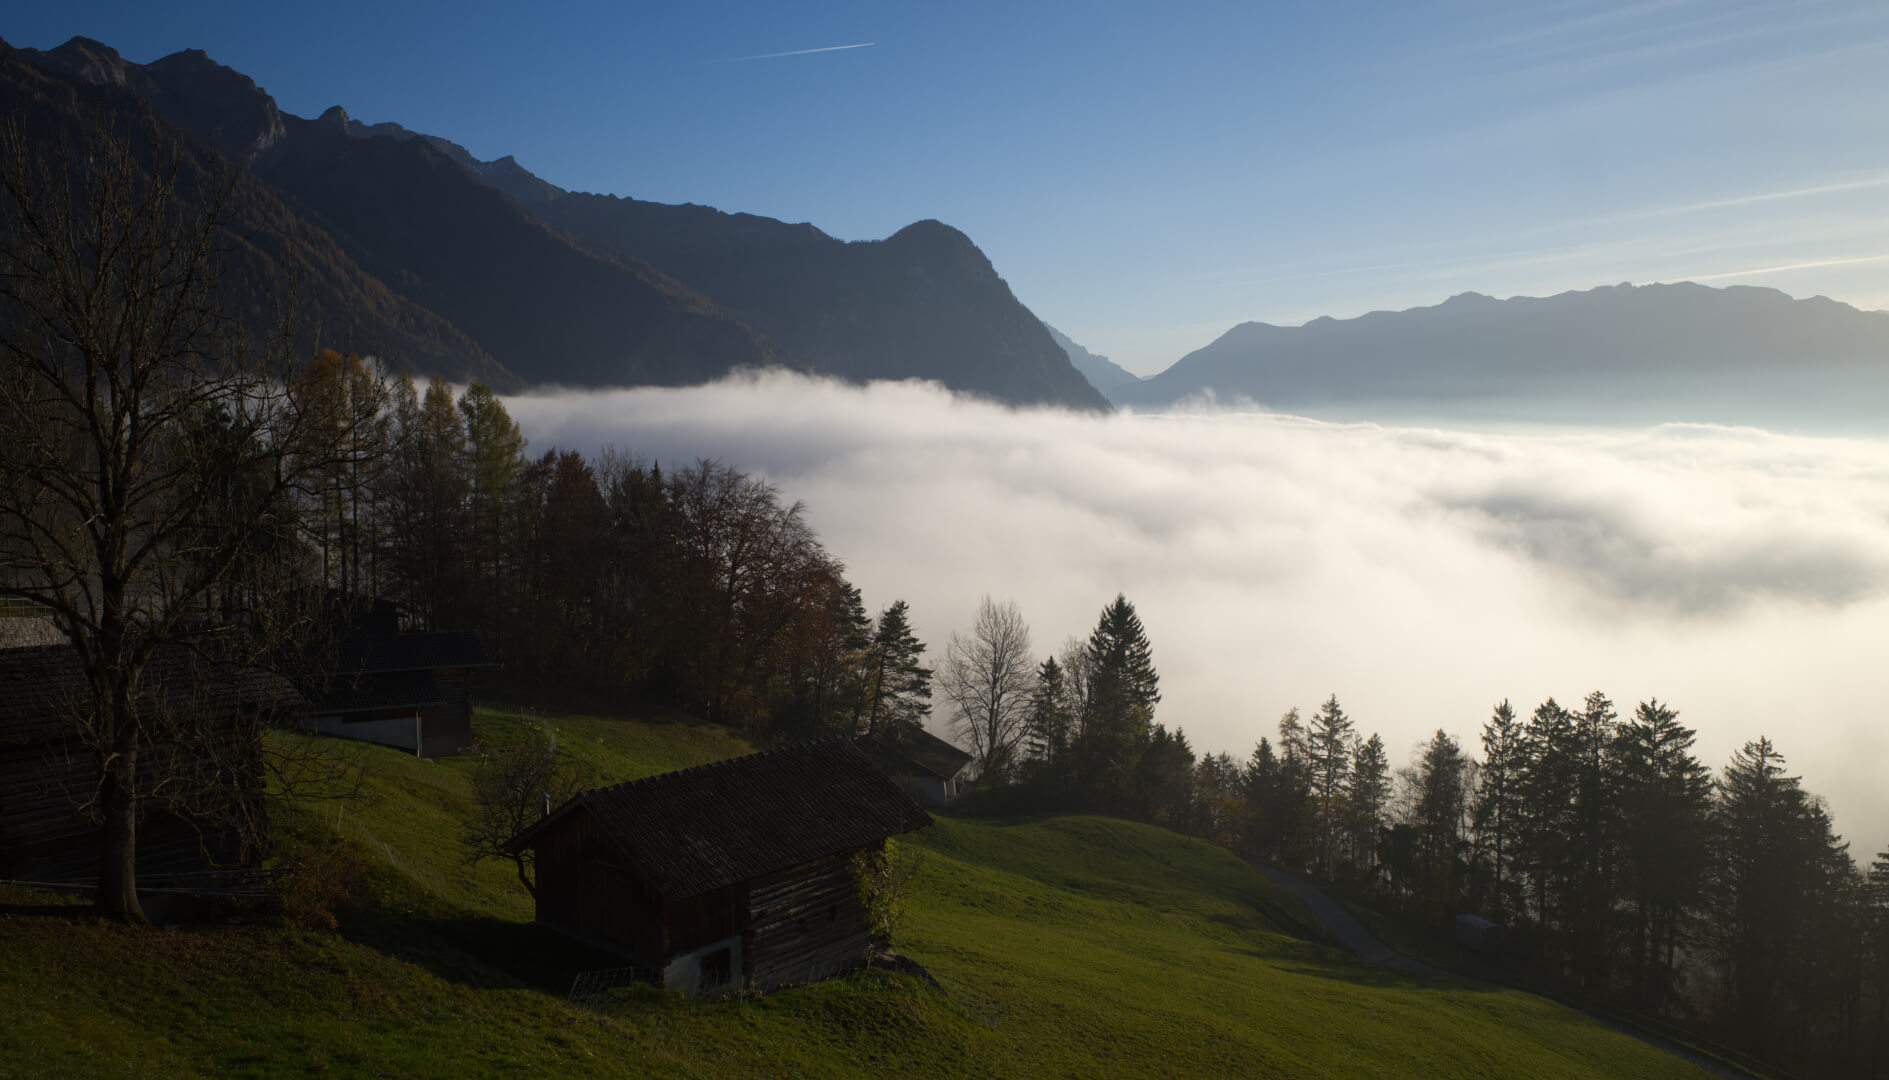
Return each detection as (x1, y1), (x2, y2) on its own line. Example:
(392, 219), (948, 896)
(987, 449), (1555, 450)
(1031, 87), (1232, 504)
(0, 114), (375, 921)
(463, 723), (593, 897)
(938, 596), (1035, 782)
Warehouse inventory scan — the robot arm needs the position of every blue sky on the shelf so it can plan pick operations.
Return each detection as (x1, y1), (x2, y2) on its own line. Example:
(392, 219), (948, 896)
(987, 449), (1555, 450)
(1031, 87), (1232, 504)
(12, 1), (1889, 372)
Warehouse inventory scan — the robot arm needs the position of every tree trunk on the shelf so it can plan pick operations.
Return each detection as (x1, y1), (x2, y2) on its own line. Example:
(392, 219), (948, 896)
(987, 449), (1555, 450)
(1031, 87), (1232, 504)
(95, 739), (148, 924)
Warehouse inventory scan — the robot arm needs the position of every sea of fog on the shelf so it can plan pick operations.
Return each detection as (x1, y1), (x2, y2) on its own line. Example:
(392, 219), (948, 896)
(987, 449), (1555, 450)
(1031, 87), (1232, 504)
(503, 372), (1889, 861)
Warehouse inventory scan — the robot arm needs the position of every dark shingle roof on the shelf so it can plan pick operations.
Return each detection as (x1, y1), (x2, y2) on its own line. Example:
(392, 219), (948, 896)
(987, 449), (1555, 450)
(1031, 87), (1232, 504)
(516, 738), (932, 901)
(310, 669), (447, 715)
(858, 727), (974, 781)
(334, 631), (496, 675)
(0, 644), (305, 746)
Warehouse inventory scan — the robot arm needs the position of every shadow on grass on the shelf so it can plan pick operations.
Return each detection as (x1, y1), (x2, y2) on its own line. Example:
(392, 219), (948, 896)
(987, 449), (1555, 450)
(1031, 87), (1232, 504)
(338, 904), (632, 998)
(0, 899), (92, 919)
(1208, 900), (1325, 945)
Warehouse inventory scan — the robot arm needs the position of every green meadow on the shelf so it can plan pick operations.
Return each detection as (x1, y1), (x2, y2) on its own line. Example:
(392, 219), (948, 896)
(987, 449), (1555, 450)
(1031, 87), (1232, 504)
(0, 702), (1713, 1079)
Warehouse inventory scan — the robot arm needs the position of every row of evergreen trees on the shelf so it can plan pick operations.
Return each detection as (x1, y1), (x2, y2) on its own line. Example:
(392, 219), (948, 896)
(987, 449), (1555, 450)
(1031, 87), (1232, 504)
(1016, 659), (1889, 1076)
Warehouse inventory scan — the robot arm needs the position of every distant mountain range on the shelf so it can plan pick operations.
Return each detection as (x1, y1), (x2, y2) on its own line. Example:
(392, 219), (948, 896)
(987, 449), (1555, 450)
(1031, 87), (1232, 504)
(9, 36), (1885, 427)
(1117, 283), (1889, 429)
(2, 36), (1109, 411)
(1046, 325), (1143, 403)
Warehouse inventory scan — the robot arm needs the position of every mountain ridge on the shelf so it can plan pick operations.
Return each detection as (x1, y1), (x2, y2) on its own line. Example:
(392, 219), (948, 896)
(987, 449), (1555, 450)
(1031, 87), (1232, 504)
(0, 36), (518, 389)
(1120, 281), (1889, 428)
(7, 35), (1108, 411)
(1046, 323), (1142, 403)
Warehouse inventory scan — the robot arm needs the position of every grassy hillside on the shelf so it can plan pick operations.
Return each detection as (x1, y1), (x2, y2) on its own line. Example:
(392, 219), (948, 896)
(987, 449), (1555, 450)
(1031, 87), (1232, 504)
(0, 702), (1715, 1079)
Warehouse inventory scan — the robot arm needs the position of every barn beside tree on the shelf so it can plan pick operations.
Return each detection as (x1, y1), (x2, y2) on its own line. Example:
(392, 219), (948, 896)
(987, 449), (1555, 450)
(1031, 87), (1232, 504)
(856, 727), (973, 807)
(507, 738), (931, 995)
(0, 643), (302, 885)
(303, 631), (496, 758)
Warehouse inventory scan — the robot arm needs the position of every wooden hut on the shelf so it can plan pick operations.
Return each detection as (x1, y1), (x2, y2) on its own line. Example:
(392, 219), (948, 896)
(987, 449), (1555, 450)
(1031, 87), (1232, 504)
(856, 727), (974, 807)
(304, 631), (496, 757)
(1454, 913), (1505, 953)
(0, 643), (302, 885)
(508, 738), (932, 995)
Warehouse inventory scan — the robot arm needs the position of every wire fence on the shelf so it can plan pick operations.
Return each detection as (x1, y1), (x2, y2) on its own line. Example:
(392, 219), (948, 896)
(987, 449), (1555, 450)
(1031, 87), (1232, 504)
(567, 952), (961, 1008)
(568, 965), (661, 1004)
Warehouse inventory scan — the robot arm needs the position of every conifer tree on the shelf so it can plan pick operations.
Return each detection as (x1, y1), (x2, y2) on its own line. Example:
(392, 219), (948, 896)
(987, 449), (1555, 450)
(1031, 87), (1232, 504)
(1410, 729), (1468, 915)
(1243, 737), (1282, 859)
(1615, 699), (1712, 1010)
(458, 381), (528, 624)
(1075, 594), (1159, 801)
(1566, 690), (1622, 987)
(1307, 694), (1355, 876)
(1712, 737), (1822, 1048)
(1267, 708), (1315, 868)
(1025, 655), (1073, 772)
(1518, 697), (1576, 932)
(1472, 699), (1528, 921)
(862, 600), (931, 737)
(1346, 733), (1391, 880)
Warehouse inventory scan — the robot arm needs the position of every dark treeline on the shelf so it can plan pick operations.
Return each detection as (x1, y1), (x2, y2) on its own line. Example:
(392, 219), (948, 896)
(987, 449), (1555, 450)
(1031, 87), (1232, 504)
(295, 359), (935, 742)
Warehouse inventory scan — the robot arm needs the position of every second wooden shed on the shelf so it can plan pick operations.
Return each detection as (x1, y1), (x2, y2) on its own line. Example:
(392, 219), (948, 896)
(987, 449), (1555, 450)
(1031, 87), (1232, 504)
(508, 738), (932, 995)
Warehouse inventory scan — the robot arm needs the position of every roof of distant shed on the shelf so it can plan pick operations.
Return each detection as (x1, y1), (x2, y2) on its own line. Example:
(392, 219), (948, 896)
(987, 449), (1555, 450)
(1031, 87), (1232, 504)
(311, 669), (447, 715)
(857, 727), (974, 781)
(333, 631), (496, 675)
(511, 737), (932, 901)
(0, 644), (305, 745)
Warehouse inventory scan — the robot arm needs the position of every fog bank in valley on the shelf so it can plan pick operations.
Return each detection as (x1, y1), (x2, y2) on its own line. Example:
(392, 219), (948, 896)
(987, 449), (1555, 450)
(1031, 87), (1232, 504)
(505, 373), (1889, 859)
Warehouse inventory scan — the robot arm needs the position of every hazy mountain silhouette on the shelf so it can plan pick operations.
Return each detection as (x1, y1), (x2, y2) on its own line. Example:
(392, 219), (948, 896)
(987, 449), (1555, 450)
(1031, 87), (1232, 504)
(1046, 324), (1142, 403)
(1121, 284), (1889, 428)
(9, 36), (1107, 409)
(2, 37), (516, 388)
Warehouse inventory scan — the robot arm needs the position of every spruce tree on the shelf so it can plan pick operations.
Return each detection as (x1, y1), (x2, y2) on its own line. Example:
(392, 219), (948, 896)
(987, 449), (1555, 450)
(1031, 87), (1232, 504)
(1411, 729), (1468, 915)
(1075, 594), (1159, 801)
(1471, 699), (1527, 922)
(862, 600), (931, 737)
(1517, 697), (1576, 934)
(1025, 655), (1073, 773)
(1566, 690), (1622, 988)
(1615, 699), (1712, 1010)
(1307, 694), (1355, 876)
(1346, 733), (1391, 880)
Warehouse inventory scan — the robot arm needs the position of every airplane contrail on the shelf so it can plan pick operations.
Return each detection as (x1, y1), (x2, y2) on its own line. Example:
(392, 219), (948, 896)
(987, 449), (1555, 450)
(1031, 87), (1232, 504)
(720, 42), (875, 62)
(1689, 252), (1889, 282)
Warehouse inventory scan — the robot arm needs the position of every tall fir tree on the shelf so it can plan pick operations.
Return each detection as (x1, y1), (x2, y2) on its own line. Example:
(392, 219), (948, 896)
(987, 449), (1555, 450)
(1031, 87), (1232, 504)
(1346, 733), (1391, 880)
(1025, 655), (1073, 774)
(1615, 699), (1713, 1011)
(1472, 699), (1528, 922)
(1307, 694), (1355, 876)
(1075, 594), (1159, 801)
(861, 600), (931, 737)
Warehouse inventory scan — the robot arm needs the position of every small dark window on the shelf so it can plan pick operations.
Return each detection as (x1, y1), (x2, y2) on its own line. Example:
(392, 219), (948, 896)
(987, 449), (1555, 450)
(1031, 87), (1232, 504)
(700, 947), (732, 989)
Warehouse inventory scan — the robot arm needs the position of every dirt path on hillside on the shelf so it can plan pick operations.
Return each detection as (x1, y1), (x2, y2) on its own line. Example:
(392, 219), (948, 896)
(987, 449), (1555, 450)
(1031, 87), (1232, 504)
(1247, 861), (1760, 1080)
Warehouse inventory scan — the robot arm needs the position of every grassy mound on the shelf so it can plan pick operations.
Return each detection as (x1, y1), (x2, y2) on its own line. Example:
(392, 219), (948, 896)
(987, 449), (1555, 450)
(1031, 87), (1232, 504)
(0, 702), (1714, 1079)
